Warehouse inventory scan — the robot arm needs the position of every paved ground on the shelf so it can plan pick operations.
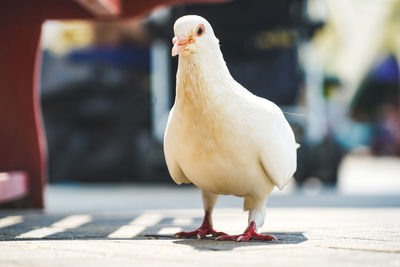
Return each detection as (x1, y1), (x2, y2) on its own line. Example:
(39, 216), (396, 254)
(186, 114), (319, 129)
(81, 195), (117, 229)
(0, 154), (399, 266)
(0, 208), (399, 266)
(1, 185), (400, 267)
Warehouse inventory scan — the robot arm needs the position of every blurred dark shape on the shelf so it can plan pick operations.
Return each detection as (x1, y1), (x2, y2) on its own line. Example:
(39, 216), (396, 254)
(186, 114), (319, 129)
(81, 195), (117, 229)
(372, 105), (400, 156)
(323, 77), (341, 98)
(296, 134), (346, 186)
(41, 42), (167, 183)
(352, 55), (400, 122)
(67, 45), (150, 69)
(373, 56), (400, 82)
(351, 55), (400, 156)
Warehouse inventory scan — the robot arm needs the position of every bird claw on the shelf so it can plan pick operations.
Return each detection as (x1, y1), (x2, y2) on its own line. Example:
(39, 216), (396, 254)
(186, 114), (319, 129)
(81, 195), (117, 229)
(216, 222), (278, 242)
(174, 228), (226, 239)
(174, 211), (227, 239)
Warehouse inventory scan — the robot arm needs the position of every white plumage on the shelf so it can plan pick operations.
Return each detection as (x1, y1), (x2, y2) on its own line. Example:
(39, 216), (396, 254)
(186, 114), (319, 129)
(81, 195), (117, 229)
(164, 15), (297, 241)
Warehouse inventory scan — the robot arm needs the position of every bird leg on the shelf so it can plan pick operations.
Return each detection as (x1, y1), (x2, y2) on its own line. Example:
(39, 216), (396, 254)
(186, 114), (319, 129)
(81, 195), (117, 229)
(175, 190), (226, 239)
(174, 211), (226, 239)
(216, 221), (277, 242)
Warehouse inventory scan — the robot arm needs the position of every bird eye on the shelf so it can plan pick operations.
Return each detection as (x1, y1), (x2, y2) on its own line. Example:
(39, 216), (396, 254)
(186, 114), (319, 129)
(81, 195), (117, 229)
(196, 24), (205, 36)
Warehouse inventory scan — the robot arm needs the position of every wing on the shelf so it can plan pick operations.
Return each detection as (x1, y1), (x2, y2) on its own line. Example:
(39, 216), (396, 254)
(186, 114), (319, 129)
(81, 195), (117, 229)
(163, 107), (191, 185)
(258, 101), (297, 190)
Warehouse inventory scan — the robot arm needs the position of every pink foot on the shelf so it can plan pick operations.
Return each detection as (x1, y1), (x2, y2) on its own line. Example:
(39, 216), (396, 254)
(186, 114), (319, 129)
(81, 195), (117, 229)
(174, 212), (226, 239)
(216, 221), (277, 242)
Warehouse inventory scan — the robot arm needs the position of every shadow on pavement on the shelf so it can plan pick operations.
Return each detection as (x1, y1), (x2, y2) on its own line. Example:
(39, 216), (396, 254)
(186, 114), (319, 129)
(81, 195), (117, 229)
(170, 232), (307, 251)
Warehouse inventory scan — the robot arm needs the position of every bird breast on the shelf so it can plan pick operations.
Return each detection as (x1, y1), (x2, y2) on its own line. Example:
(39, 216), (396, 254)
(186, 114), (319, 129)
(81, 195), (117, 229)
(170, 84), (272, 197)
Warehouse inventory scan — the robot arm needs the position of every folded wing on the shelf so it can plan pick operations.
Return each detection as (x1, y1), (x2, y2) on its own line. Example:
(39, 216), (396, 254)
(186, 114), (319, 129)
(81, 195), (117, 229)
(258, 103), (297, 190)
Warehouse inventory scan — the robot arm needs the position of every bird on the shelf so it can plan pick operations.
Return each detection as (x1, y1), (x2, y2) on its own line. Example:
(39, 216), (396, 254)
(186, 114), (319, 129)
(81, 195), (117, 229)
(164, 15), (297, 242)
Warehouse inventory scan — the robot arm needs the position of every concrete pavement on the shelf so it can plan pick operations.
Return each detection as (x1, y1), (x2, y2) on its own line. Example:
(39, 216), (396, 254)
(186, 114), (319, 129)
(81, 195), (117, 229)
(0, 208), (399, 266)
(0, 187), (399, 266)
(1, 153), (400, 266)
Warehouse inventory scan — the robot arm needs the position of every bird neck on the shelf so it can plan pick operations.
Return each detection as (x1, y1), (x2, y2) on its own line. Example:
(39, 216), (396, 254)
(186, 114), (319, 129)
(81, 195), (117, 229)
(174, 48), (237, 145)
(175, 48), (235, 112)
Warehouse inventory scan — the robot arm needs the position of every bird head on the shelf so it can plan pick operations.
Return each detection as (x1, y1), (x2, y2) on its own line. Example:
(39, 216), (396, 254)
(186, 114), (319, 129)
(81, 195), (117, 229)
(171, 15), (219, 57)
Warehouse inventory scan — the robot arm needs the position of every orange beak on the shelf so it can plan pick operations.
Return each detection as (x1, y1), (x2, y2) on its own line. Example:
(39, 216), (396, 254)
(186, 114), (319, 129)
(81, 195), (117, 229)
(171, 36), (193, 57)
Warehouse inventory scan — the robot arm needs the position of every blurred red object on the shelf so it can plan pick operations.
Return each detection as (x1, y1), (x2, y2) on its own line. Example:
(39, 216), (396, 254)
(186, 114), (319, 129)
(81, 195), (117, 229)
(0, 0), (226, 208)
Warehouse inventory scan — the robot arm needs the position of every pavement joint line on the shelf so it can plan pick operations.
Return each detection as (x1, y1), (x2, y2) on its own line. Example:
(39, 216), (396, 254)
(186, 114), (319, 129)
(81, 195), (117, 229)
(15, 215), (92, 239)
(328, 246), (400, 254)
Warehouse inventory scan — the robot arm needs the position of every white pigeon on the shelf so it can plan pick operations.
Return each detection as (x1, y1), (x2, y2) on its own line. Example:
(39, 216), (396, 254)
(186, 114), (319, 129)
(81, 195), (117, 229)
(164, 15), (297, 242)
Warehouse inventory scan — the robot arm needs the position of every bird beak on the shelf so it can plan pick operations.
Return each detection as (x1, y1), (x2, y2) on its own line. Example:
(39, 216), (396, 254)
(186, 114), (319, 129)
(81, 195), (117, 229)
(171, 36), (193, 57)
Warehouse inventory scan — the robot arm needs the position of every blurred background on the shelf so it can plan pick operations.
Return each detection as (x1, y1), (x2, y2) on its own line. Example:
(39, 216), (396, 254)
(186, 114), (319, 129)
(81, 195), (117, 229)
(40, 0), (400, 195)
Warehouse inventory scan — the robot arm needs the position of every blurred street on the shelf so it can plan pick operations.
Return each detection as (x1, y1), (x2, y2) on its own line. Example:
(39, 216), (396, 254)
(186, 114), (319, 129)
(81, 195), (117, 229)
(1, 154), (400, 266)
